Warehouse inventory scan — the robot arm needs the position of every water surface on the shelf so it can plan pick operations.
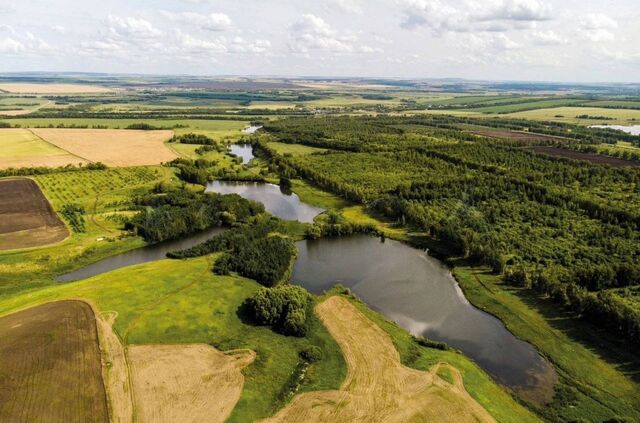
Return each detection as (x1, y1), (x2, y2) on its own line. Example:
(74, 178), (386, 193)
(242, 125), (262, 134)
(229, 143), (255, 164)
(205, 181), (324, 223)
(56, 227), (224, 282)
(293, 235), (557, 404)
(590, 124), (640, 136)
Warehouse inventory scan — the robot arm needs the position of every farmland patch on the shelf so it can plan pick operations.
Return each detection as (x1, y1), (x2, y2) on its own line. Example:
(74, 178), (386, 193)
(30, 128), (176, 166)
(0, 178), (68, 250)
(0, 300), (108, 422)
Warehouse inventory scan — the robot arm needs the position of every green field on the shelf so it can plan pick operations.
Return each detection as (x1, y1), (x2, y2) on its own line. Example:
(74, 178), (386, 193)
(0, 128), (71, 159)
(505, 106), (640, 124)
(5, 118), (250, 139)
(266, 142), (328, 156)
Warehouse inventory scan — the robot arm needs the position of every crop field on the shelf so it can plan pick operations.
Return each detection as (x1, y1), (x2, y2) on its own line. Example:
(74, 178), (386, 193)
(0, 178), (68, 250)
(529, 146), (640, 167)
(261, 296), (497, 423)
(30, 128), (176, 166)
(0, 300), (108, 422)
(0, 128), (84, 169)
(6, 118), (250, 138)
(0, 83), (112, 94)
(129, 344), (255, 423)
(505, 106), (640, 124)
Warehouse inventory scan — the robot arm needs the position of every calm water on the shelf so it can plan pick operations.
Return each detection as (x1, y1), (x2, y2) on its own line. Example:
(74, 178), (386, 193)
(293, 235), (557, 404)
(229, 143), (255, 164)
(205, 181), (324, 223)
(242, 125), (262, 134)
(590, 124), (640, 136)
(58, 181), (556, 403)
(56, 227), (225, 282)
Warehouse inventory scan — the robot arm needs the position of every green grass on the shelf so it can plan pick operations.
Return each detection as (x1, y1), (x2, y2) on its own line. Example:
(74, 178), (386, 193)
(453, 265), (640, 422)
(0, 128), (74, 159)
(473, 99), (583, 114)
(0, 257), (347, 423)
(266, 142), (328, 156)
(505, 106), (640, 125)
(288, 179), (350, 210)
(6, 118), (249, 139)
(335, 291), (540, 423)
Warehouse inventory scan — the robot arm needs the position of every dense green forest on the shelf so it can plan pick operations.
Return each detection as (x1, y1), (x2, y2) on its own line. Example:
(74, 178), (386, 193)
(126, 188), (264, 242)
(261, 115), (640, 344)
(169, 217), (296, 287)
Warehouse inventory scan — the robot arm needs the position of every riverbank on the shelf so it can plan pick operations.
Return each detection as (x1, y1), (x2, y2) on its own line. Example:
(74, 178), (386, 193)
(286, 177), (640, 422)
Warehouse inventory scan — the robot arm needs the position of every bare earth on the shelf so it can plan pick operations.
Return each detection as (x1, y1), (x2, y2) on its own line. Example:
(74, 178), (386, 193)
(261, 296), (496, 423)
(0, 178), (69, 250)
(0, 83), (112, 94)
(128, 344), (255, 423)
(30, 128), (177, 166)
(0, 301), (109, 423)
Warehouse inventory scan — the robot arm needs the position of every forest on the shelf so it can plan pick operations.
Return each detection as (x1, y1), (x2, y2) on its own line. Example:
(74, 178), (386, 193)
(261, 115), (640, 345)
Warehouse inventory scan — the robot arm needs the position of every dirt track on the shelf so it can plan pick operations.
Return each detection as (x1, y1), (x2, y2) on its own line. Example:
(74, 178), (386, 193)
(261, 296), (496, 423)
(0, 178), (68, 250)
(128, 344), (255, 423)
(0, 301), (109, 422)
(30, 128), (177, 167)
(530, 146), (640, 167)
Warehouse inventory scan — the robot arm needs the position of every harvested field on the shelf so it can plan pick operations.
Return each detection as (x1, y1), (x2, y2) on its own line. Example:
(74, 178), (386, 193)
(0, 83), (112, 94)
(129, 344), (255, 423)
(30, 128), (177, 166)
(261, 296), (495, 423)
(530, 146), (640, 167)
(471, 129), (565, 143)
(0, 178), (68, 250)
(0, 128), (85, 169)
(0, 300), (109, 422)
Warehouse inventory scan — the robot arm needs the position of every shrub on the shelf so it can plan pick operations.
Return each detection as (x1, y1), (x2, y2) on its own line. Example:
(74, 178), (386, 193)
(245, 285), (311, 336)
(299, 345), (323, 362)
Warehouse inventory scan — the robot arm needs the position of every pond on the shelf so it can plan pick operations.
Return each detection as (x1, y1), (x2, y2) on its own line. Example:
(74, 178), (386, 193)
(58, 180), (557, 404)
(205, 181), (324, 224)
(56, 227), (225, 282)
(590, 124), (640, 136)
(229, 143), (254, 164)
(292, 235), (557, 404)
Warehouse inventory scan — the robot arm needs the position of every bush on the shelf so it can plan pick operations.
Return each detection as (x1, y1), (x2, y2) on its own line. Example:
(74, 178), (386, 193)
(245, 285), (311, 336)
(299, 345), (323, 362)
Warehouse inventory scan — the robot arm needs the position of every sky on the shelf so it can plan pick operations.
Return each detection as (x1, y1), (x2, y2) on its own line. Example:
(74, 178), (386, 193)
(0, 0), (638, 82)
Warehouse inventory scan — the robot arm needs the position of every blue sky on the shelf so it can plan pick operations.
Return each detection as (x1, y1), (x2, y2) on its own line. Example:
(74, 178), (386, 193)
(0, 0), (638, 82)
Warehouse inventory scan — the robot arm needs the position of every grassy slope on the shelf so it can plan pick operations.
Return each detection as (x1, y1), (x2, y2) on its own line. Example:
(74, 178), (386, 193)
(505, 106), (640, 125)
(0, 128), (72, 159)
(0, 257), (347, 423)
(266, 142), (328, 156)
(453, 266), (640, 422)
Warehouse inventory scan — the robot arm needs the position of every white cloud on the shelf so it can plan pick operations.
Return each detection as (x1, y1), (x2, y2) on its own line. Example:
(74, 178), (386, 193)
(530, 29), (566, 45)
(331, 0), (364, 14)
(289, 14), (381, 55)
(107, 15), (163, 39)
(160, 11), (233, 31)
(176, 31), (227, 53)
(52, 25), (66, 34)
(400, 0), (552, 33)
(579, 13), (617, 42)
(0, 37), (25, 53)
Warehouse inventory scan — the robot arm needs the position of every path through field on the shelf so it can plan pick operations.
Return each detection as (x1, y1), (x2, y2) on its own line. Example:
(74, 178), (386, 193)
(261, 296), (496, 423)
